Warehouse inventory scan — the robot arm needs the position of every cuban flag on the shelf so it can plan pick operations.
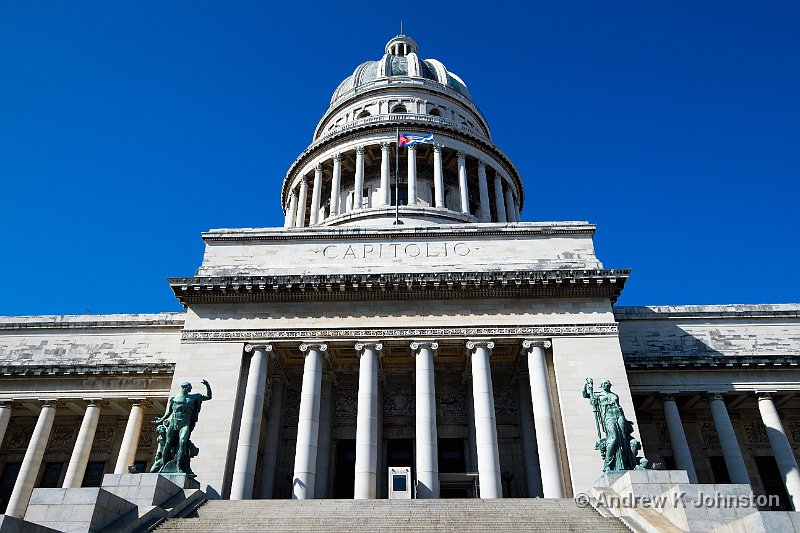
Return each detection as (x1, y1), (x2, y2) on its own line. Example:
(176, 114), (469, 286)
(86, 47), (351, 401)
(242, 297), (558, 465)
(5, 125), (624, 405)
(398, 132), (434, 147)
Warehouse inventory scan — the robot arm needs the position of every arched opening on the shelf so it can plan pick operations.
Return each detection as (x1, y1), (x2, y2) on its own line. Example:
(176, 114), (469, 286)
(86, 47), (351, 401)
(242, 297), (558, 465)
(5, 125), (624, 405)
(391, 105), (408, 114)
(357, 110), (371, 119)
(429, 108), (441, 117)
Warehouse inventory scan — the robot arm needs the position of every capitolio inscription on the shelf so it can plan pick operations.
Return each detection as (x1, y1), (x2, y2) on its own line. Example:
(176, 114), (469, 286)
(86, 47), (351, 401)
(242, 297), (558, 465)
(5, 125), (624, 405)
(321, 241), (472, 260)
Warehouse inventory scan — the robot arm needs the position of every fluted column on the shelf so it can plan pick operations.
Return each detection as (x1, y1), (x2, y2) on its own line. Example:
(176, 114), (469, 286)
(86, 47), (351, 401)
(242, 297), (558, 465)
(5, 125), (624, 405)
(292, 342), (326, 499)
(411, 341), (439, 499)
(467, 340), (502, 498)
(285, 193), (298, 228)
(433, 145), (444, 208)
(0, 401), (12, 450)
(315, 374), (334, 498)
(330, 154), (342, 215)
(457, 151), (469, 214)
(661, 394), (697, 483)
(380, 142), (391, 206)
(6, 400), (57, 518)
(494, 175), (507, 223)
(522, 340), (563, 498)
(231, 344), (273, 499)
(757, 393), (800, 510)
(514, 199), (521, 222)
(115, 399), (146, 474)
(504, 187), (516, 222)
(516, 372), (543, 497)
(708, 393), (750, 484)
(477, 161), (491, 222)
(63, 399), (103, 488)
(407, 145), (417, 206)
(310, 164), (323, 225)
(354, 341), (382, 499)
(354, 147), (365, 210)
(257, 376), (285, 499)
(296, 178), (308, 228)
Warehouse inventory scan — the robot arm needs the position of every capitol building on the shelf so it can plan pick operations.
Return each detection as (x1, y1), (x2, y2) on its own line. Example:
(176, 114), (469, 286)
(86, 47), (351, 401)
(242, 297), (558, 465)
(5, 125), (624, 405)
(1, 34), (799, 532)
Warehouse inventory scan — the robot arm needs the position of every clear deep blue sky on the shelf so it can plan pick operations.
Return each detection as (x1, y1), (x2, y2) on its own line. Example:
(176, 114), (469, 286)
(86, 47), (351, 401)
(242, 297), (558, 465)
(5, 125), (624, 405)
(2, 2), (798, 315)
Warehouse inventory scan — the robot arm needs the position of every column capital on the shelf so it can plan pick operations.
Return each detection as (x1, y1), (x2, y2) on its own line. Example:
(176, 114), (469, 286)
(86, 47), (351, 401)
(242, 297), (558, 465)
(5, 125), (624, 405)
(755, 391), (777, 399)
(707, 392), (725, 401)
(0, 399), (14, 408)
(660, 393), (677, 402)
(83, 398), (108, 408)
(521, 339), (551, 350)
(466, 339), (494, 351)
(315, 163), (323, 172)
(433, 144), (442, 153)
(39, 399), (61, 408)
(478, 160), (486, 169)
(410, 340), (438, 354)
(380, 141), (391, 150)
(299, 342), (328, 354)
(299, 176), (308, 186)
(356, 146), (365, 155)
(456, 150), (466, 160)
(129, 398), (152, 408)
(245, 343), (274, 353)
(355, 342), (383, 355)
(407, 144), (417, 152)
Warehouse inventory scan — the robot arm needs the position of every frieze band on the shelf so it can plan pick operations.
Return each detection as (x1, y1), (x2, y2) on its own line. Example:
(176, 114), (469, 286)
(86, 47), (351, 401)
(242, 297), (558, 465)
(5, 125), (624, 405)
(181, 323), (618, 342)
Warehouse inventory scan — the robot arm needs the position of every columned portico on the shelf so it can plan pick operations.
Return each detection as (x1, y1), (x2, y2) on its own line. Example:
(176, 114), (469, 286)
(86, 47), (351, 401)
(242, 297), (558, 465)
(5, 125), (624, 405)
(285, 192), (297, 228)
(310, 164), (323, 225)
(757, 392), (800, 510)
(467, 340), (502, 498)
(354, 147), (365, 210)
(504, 187), (516, 222)
(63, 399), (103, 488)
(477, 161), (490, 222)
(457, 151), (469, 213)
(660, 394), (697, 483)
(331, 154), (342, 216)
(707, 393), (750, 485)
(493, 176), (507, 223)
(380, 142), (391, 206)
(6, 400), (57, 518)
(293, 342), (326, 499)
(296, 178), (308, 228)
(354, 341), (382, 499)
(433, 145), (444, 207)
(411, 340), (439, 499)
(231, 343), (273, 500)
(521, 339), (563, 498)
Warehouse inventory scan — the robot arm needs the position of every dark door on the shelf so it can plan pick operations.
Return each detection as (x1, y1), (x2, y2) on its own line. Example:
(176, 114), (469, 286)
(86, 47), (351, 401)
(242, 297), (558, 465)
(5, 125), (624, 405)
(755, 456), (791, 510)
(334, 439), (356, 499)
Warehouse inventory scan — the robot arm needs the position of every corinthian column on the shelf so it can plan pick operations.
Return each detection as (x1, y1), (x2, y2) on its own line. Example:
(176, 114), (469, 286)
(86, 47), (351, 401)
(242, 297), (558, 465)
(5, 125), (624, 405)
(457, 151), (469, 213)
(115, 399), (147, 474)
(522, 340), (563, 498)
(292, 342), (326, 499)
(433, 145), (444, 208)
(411, 341), (439, 499)
(380, 142), (391, 206)
(6, 400), (57, 518)
(477, 161), (490, 222)
(296, 178), (308, 228)
(407, 145), (417, 206)
(467, 340), (502, 498)
(660, 394), (697, 483)
(354, 147), (365, 210)
(285, 192), (298, 228)
(63, 399), (103, 488)
(354, 342), (382, 499)
(757, 393), (800, 510)
(330, 154), (342, 215)
(708, 393), (750, 484)
(231, 344), (273, 500)
(494, 175), (507, 223)
(504, 187), (516, 222)
(310, 165), (323, 225)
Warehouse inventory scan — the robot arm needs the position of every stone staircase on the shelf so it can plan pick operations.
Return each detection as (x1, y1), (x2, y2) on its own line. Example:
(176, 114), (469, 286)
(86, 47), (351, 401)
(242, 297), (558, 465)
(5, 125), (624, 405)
(154, 498), (630, 532)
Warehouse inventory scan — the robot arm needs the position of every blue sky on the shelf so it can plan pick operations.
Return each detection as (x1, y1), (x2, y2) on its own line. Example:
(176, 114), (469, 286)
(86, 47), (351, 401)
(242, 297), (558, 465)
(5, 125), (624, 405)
(1, 1), (798, 315)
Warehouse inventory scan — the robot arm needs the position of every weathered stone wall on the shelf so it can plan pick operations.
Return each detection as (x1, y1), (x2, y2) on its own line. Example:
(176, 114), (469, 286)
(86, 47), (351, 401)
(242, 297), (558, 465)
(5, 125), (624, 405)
(0, 314), (185, 369)
(615, 304), (800, 360)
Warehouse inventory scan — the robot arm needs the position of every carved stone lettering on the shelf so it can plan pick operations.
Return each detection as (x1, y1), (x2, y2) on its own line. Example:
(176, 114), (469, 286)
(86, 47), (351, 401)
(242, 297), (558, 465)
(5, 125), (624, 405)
(321, 242), (471, 261)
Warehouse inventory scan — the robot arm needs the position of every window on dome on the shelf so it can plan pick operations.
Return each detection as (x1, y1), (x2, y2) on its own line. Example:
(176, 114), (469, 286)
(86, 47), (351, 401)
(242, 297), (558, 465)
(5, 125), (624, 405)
(429, 108), (441, 117)
(357, 110), (371, 119)
(391, 105), (408, 114)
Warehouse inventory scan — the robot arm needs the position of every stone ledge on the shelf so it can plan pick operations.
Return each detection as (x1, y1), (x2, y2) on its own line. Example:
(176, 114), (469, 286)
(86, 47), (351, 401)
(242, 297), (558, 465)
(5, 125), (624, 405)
(614, 304), (800, 320)
(0, 313), (185, 330)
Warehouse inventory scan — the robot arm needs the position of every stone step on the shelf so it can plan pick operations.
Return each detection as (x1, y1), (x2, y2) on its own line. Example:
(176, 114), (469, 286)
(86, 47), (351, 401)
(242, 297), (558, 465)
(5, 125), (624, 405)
(155, 499), (629, 532)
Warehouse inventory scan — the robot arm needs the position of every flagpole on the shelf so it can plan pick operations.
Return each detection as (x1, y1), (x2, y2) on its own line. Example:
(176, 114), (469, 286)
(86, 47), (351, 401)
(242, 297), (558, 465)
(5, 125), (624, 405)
(394, 128), (401, 225)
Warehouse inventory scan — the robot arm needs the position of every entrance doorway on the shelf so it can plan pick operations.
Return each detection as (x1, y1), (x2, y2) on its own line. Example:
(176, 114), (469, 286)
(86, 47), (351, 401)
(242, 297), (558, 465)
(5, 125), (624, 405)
(334, 439), (356, 499)
(438, 438), (474, 498)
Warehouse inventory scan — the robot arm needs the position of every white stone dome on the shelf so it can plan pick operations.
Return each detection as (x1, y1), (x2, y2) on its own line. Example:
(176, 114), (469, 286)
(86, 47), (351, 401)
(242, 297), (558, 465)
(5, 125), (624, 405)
(330, 34), (472, 105)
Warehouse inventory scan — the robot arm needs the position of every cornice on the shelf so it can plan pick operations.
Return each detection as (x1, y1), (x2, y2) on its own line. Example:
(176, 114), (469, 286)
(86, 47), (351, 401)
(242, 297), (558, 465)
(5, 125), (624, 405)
(0, 313), (185, 331)
(624, 354), (800, 369)
(0, 363), (175, 377)
(201, 221), (597, 243)
(615, 304), (800, 321)
(181, 323), (618, 342)
(168, 269), (629, 306)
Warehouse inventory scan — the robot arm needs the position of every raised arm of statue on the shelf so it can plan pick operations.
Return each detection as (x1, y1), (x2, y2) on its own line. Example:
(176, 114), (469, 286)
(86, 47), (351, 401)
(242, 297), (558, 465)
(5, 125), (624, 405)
(201, 379), (212, 401)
